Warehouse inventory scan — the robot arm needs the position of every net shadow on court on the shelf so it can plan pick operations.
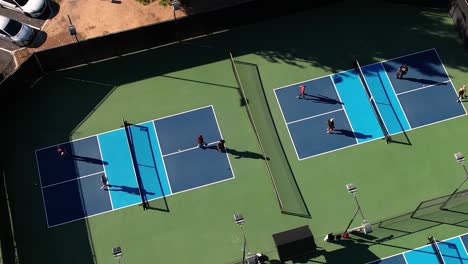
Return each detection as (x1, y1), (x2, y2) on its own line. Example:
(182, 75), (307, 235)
(126, 122), (170, 212)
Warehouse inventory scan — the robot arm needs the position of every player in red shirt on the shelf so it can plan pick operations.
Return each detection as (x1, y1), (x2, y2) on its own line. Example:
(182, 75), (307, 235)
(56, 145), (67, 157)
(197, 135), (207, 148)
(297, 85), (306, 99)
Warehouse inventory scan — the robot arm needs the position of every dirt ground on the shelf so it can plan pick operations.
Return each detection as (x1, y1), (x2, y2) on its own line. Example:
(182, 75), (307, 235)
(12, 0), (251, 66)
(33, 0), (252, 50)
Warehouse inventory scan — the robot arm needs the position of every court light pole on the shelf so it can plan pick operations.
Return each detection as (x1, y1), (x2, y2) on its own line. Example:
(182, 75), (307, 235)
(234, 213), (247, 264)
(441, 152), (467, 209)
(171, 0), (180, 42)
(112, 246), (122, 264)
(171, 0), (180, 21)
(343, 183), (370, 235)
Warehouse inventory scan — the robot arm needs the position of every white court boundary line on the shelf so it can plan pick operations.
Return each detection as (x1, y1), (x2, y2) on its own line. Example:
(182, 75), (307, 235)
(163, 141), (218, 157)
(54, 29), (231, 72)
(297, 76), (360, 161)
(274, 48), (468, 161)
(42, 105), (235, 228)
(364, 233), (468, 264)
(36, 105), (215, 152)
(210, 106), (236, 180)
(380, 62), (412, 130)
(286, 109), (343, 125)
(273, 86), (301, 160)
(34, 150), (50, 228)
(433, 49), (467, 115)
(96, 137), (114, 210)
(152, 121), (173, 195)
(273, 48), (436, 94)
(41, 171), (104, 189)
(396, 80), (451, 96)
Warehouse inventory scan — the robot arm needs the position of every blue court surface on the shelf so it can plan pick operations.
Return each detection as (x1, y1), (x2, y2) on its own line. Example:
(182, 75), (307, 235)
(35, 105), (234, 227)
(367, 234), (468, 264)
(274, 49), (467, 160)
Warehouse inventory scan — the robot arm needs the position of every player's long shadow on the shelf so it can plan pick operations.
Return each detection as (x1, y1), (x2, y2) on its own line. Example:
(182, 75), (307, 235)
(126, 123), (170, 212)
(205, 145), (269, 160)
(107, 185), (155, 196)
(333, 129), (372, 139)
(302, 93), (343, 105)
(400, 77), (445, 86)
(70, 154), (108, 165)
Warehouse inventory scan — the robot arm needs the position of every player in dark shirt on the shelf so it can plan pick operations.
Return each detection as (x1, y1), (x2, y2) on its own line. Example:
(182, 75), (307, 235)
(327, 118), (335, 134)
(197, 135), (207, 148)
(216, 139), (226, 152)
(396, 64), (409, 79)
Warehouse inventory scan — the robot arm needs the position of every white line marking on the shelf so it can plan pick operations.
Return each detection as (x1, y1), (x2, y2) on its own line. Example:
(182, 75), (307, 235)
(458, 236), (468, 257)
(409, 112), (467, 131)
(273, 69), (355, 92)
(152, 121), (173, 195)
(330, 75), (358, 144)
(62, 77), (116, 87)
(273, 49), (436, 94)
(153, 105), (213, 122)
(298, 140), (371, 161)
(396, 80), (451, 96)
(34, 150), (50, 228)
(163, 141), (218, 157)
(286, 108), (343, 125)
(47, 175), (236, 228)
(273, 88), (301, 160)
(36, 106), (214, 152)
(433, 48), (467, 114)
(169, 177), (235, 196)
(35, 134), (100, 152)
(363, 232), (465, 264)
(42, 171), (105, 189)
(380, 62), (412, 129)
(211, 106), (236, 180)
(366, 48), (436, 68)
(54, 30), (231, 73)
(96, 136), (114, 210)
(402, 253), (409, 264)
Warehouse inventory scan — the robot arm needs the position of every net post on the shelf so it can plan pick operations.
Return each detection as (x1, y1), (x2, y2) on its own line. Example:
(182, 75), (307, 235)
(428, 236), (445, 264)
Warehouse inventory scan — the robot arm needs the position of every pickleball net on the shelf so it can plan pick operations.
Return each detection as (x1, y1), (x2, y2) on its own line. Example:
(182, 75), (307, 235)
(229, 53), (310, 218)
(122, 119), (149, 210)
(428, 236), (445, 264)
(353, 59), (392, 144)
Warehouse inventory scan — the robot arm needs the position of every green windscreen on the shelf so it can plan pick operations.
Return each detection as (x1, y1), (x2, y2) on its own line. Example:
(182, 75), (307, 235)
(230, 55), (310, 218)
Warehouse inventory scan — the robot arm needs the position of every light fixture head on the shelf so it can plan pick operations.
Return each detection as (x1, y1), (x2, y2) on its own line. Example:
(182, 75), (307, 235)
(234, 213), (244, 225)
(454, 152), (465, 164)
(346, 183), (357, 194)
(112, 246), (122, 258)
